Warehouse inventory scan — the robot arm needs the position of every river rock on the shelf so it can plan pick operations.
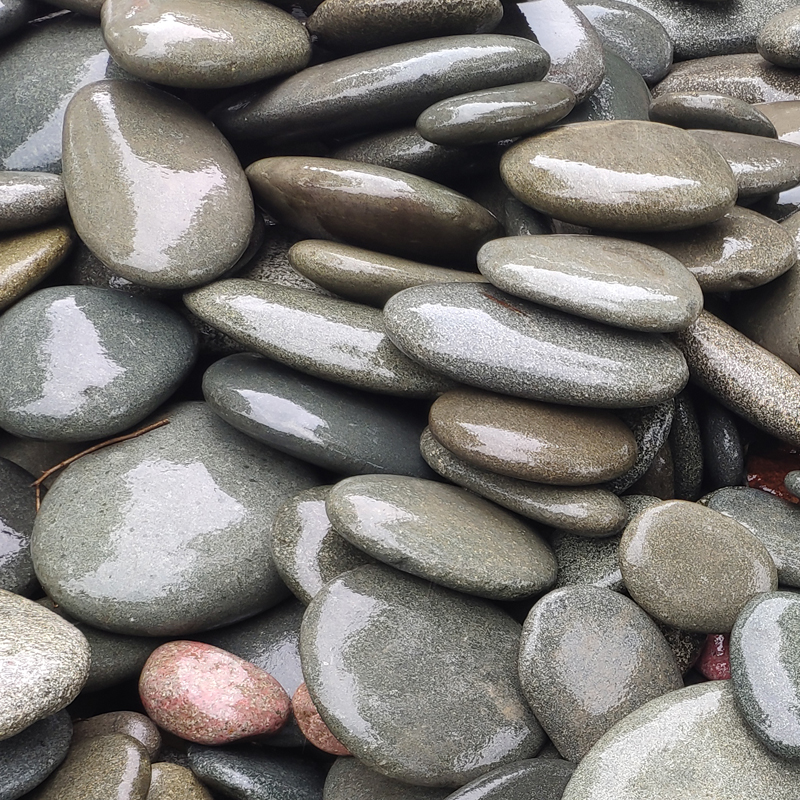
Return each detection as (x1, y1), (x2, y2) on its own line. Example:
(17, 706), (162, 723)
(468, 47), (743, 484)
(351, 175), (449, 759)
(649, 93), (778, 137)
(698, 396), (745, 490)
(758, 8), (800, 69)
(72, 712), (159, 759)
(443, 758), (575, 800)
(0, 458), (36, 596)
(551, 530), (624, 592)
(668, 390), (703, 501)
(147, 763), (212, 800)
(0, 172), (65, 232)
(291, 683), (349, 755)
(756, 100), (800, 144)
(323, 757), (451, 800)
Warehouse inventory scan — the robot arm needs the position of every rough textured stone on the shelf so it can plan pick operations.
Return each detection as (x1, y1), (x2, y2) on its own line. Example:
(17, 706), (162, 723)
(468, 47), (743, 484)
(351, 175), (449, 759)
(649, 93), (778, 138)
(0, 172), (65, 232)
(0, 458), (36, 596)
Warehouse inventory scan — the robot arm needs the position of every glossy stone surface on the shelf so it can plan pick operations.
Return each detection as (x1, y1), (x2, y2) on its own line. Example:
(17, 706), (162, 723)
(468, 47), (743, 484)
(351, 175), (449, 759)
(0, 172), (65, 232)
(519, 586), (682, 761)
(102, 0), (311, 88)
(323, 757), (450, 800)
(420, 428), (628, 536)
(619, 500), (777, 632)
(757, 99), (800, 144)
(63, 80), (254, 290)
(72, 712), (160, 759)
(560, 681), (800, 800)
(668, 390), (703, 502)
(699, 397), (745, 490)
(213, 35), (549, 144)
(0, 591), (89, 740)
(31, 402), (318, 636)
(203, 353), (431, 477)
(326, 475), (556, 599)
(698, 633), (731, 681)
(291, 683), (349, 755)
(0, 458), (36, 596)
(649, 93), (778, 138)
(758, 8), (800, 69)
(147, 763), (212, 800)
(478, 234), (702, 332)
(443, 758), (575, 800)
(429, 389), (637, 485)
(384, 282), (688, 408)
(300, 565), (544, 786)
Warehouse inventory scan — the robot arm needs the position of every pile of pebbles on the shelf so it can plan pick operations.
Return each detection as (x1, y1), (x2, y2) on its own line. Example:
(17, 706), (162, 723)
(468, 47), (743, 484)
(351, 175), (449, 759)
(4, 0), (800, 797)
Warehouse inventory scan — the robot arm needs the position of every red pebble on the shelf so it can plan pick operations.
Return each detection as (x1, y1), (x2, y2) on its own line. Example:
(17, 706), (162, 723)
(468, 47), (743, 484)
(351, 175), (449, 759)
(139, 641), (291, 745)
(698, 634), (731, 681)
(747, 442), (800, 503)
(292, 683), (351, 756)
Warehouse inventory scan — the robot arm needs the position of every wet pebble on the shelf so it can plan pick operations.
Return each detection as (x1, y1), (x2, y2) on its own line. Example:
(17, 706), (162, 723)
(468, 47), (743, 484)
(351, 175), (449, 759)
(698, 633), (731, 681)
(147, 763), (212, 800)
(443, 758), (575, 800)
(758, 8), (800, 69)
(0, 172), (65, 232)
(0, 458), (36, 596)
(323, 757), (450, 800)
(291, 683), (349, 755)
(72, 712), (160, 759)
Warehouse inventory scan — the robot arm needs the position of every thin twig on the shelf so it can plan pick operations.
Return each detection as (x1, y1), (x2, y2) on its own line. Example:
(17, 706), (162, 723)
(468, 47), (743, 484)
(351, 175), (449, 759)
(32, 418), (170, 511)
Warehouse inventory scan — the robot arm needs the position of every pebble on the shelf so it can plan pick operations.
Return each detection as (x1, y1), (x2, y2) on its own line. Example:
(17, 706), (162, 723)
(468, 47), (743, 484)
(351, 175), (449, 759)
(698, 397), (745, 490)
(561, 681), (800, 800)
(519, 585), (682, 761)
(551, 530), (624, 592)
(619, 499), (777, 632)
(698, 633), (731, 681)
(323, 757), (450, 800)
(72, 711), (160, 759)
(291, 683), (350, 755)
(31, 402), (318, 636)
(630, 439), (674, 499)
(443, 758), (575, 800)
(788, 470), (800, 497)
(0, 458), (36, 596)
(756, 100), (800, 144)
(758, 8), (800, 69)
(383, 282), (689, 408)
(500, 120), (737, 231)
(0, 591), (90, 739)
(184, 280), (453, 397)
(649, 93), (778, 138)
(428, 388), (637, 484)
(101, 0), (311, 88)
(300, 564), (544, 786)
(147, 763), (212, 800)
(668, 391), (703, 502)
(477, 234), (703, 332)
(0, 171), (65, 232)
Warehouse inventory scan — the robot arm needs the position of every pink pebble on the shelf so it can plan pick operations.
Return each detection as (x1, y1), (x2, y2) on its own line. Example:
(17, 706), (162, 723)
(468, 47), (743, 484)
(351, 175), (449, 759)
(292, 683), (351, 756)
(698, 634), (731, 681)
(139, 641), (291, 745)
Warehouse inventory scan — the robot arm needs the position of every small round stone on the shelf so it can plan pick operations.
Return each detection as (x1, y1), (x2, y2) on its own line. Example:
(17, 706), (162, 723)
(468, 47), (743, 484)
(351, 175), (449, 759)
(758, 8), (800, 69)
(291, 684), (350, 756)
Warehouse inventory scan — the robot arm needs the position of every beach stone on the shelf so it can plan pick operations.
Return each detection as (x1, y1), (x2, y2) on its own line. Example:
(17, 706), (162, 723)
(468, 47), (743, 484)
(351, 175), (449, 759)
(551, 530), (624, 592)
(469, 173), (552, 236)
(634, 206), (796, 292)
(213, 35), (549, 144)
(519, 585), (683, 761)
(288, 240), (487, 307)
(0, 0), (32, 40)
(619, 499), (778, 632)
(291, 683), (349, 755)
(0, 458), (36, 596)
(758, 8), (800, 69)
(246, 157), (500, 268)
(668, 391), (703, 502)
(756, 100), (800, 144)
(420, 428), (628, 536)
(63, 80), (254, 290)
(0, 172), (65, 232)
(500, 121), (737, 231)
(575, 0), (672, 85)
(649, 93), (778, 138)
(28, 734), (150, 800)
(698, 633), (731, 681)
(702, 486), (800, 588)
(102, 0), (310, 88)
(698, 397), (745, 490)
(443, 758), (575, 800)
(203, 353), (431, 478)
(429, 388), (637, 485)
(147, 763), (212, 800)
(0, 712), (72, 800)
(560, 681), (800, 800)
(323, 757), (451, 800)
(659, 623), (706, 676)
(630, 440), (674, 499)
(300, 564), (544, 786)
(384, 282), (688, 408)
(139, 641), (291, 745)
(186, 280), (451, 397)
(731, 591), (800, 759)
(0, 286), (197, 441)
(417, 82), (576, 146)
(326, 475), (557, 599)
(478, 234), (702, 332)
(31, 402), (318, 636)
(788, 470), (800, 497)
(72, 712), (159, 759)
(675, 310), (800, 447)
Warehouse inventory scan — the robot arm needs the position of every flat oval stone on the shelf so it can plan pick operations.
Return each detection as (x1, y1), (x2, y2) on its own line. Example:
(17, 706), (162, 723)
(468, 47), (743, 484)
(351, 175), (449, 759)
(478, 234), (702, 332)
(0, 286), (196, 441)
(213, 35), (550, 144)
(31, 402), (319, 636)
(300, 565), (544, 786)
(500, 120), (737, 231)
(519, 585), (682, 761)
(649, 93), (778, 138)
(420, 428), (628, 536)
(444, 758), (575, 800)
(101, 0), (310, 88)
(633, 206), (796, 292)
(619, 499), (777, 632)
(72, 712), (160, 759)
(383, 282), (688, 408)
(148, 763), (212, 800)
(288, 240), (488, 307)
(246, 157), (500, 268)
(291, 683), (350, 755)
(560, 681), (800, 800)
(731, 591), (800, 759)
(184, 280), (452, 398)
(271, 487), (375, 605)
(429, 389), (637, 485)
(327, 475), (556, 599)
(417, 82), (576, 146)
(63, 80), (254, 290)
(0, 172), (65, 232)
(0, 458), (36, 596)
(0, 591), (90, 740)
(758, 8), (800, 69)
(324, 757), (451, 800)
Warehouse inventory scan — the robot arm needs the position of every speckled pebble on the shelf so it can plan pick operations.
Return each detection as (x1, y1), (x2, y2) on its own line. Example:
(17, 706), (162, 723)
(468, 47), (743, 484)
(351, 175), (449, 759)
(323, 757), (451, 800)
(0, 172), (64, 232)
(0, 458), (36, 596)
(698, 397), (745, 490)
(147, 763), (212, 800)
(72, 712), (160, 759)
(551, 530), (624, 592)
(698, 634), (731, 681)
(668, 390), (703, 502)
(649, 93), (778, 138)
(758, 8), (800, 69)
(291, 684), (350, 756)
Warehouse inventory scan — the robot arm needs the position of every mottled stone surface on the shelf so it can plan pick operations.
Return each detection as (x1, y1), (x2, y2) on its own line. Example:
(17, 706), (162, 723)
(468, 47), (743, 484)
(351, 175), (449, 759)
(0, 458), (36, 596)
(72, 712), (160, 759)
(758, 8), (800, 69)
(619, 500), (777, 632)
(649, 93), (778, 138)
(324, 757), (450, 800)
(147, 763), (212, 800)
(551, 529), (624, 592)
(0, 172), (65, 232)
(291, 683), (349, 755)
(443, 758), (575, 800)
(300, 565), (544, 786)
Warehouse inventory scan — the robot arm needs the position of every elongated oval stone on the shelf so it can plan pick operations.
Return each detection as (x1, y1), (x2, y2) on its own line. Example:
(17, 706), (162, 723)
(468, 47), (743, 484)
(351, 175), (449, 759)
(101, 0), (310, 88)
(212, 35), (550, 143)
(63, 80), (254, 290)
(500, 120), (737, 231)
(0, 172), (64, 232)
(326, 475), (557, 599)
(184, 280), (453, 397)
(324, 757), (451, 800)
(300, 565), (544, 786)
(383, 282), (688, 408)
(649, 93), (778, 138)
(478, 234), (702, 332)
(444, 759), (574, 800)
(246, 157), (500, 267)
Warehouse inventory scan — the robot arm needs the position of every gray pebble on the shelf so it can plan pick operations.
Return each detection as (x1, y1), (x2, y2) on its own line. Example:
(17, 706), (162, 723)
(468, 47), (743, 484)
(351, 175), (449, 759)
(758, 7), (800, 69)
(649, 93), (778, 138)
(698, 396), (745, 490)
(668, 391), (703, 501)
(0, 171), (65, 232)
(324, 757), (450, 800)
(442, 758), (575, 800)
(0, 458), (37, 596)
